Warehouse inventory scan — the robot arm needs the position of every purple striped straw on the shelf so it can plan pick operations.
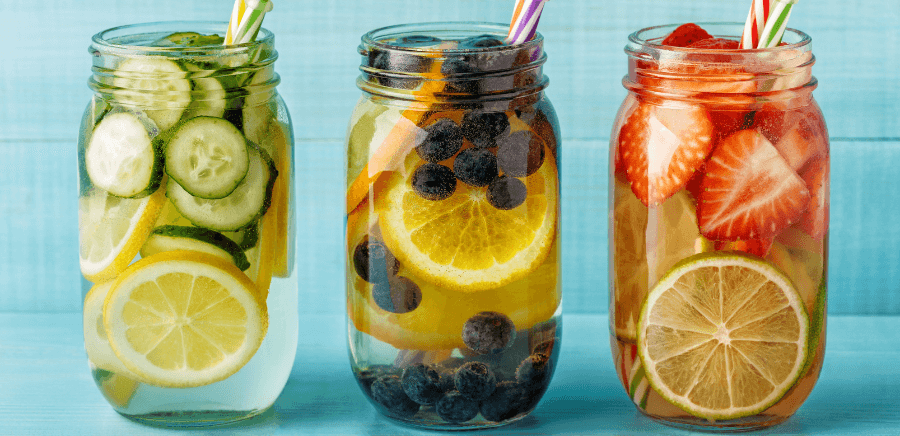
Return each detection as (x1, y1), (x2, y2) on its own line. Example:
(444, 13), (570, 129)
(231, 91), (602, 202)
(505, 0), (550, 45)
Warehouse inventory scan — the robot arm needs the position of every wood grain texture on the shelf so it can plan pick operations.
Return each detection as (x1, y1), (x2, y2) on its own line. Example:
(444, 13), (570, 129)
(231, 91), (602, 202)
(0, 0), (898, 313)
(1, 313), (899, 435)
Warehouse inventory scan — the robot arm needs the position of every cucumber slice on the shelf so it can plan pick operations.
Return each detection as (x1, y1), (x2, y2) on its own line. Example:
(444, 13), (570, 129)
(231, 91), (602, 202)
(140, 225), (250, 270)
(152, 32), (224, 48)
(85, 112), (162, 198)
(113, 58), (190, 132)
(183, 62), (227, 118)
(167, 144), (277, 232)
(165, 116), (249, 199)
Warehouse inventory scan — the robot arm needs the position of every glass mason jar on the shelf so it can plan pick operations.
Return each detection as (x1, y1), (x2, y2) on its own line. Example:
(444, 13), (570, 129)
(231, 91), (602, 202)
(345, 22), (561, 429)
(609, 23), (828, 431)
(78, 21), (297, 427)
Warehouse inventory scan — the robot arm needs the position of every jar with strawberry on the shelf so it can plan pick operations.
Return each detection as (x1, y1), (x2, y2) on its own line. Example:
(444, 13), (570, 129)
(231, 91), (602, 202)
(609, 23), (828, 431)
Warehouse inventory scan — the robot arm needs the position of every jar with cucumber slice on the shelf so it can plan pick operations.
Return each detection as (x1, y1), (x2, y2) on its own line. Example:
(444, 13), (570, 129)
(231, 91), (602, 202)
(78, 21), (296, 427)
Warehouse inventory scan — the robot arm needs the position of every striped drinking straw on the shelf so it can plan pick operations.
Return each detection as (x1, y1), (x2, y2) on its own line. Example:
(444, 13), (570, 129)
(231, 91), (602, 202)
(225, 0), (246, 45)
(757, 0), (799, 48)
(505, 0), (550, 45)
(740, 0), (800, 49)
(224, 0), (274, 45)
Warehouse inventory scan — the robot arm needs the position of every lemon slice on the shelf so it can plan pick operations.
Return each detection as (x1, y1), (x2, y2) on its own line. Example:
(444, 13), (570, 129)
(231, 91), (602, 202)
(83, 281), (137, 377)
(637, 252), (809, 420)
(79, 186), (166, 283)
(375, 147), (558, 291)
(244, 201), (279, 300)
(611, 179), (710, 341)
(104, 251), (267, 388)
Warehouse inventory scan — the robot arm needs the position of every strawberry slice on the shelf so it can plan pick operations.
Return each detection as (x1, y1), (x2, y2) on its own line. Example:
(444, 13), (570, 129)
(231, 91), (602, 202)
(698, 130), (811, 240)
(661, 23), (713, 47)
(714, 238), (774, 257)
(618, 101), (715, 206)
(757, 103), (829, 170)
(798, 157), (829, 240)
(687, 38), (741, 50)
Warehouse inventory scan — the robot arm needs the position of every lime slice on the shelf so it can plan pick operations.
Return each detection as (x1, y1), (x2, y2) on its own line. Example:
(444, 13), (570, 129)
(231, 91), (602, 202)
(79, 186), (166, 282)
(104, 251), (267, 388)
(612, 179), (710, 341)
(637, 252), (809, 420)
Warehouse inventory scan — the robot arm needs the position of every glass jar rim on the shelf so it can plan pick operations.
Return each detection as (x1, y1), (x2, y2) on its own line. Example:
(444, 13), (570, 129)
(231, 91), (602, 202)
(91, 20), (274, 54)
(361, 21), (543, 54)
(628, 22), (811, 53)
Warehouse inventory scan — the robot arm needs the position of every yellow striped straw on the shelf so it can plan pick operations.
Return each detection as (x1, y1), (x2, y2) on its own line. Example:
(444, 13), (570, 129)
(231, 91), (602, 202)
(233, 0), (274, 44)
(224, 0), (247, 45)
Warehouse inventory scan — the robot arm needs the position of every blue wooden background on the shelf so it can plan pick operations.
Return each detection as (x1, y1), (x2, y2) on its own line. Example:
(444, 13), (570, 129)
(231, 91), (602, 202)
(0, 0), (898, 315)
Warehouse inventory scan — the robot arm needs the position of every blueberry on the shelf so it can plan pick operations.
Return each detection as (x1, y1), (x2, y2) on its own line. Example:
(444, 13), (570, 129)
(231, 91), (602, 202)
(371, 375), (420, 417)
(532, 339), (556, 357)
(435, 391), (480, 424)
(400, 363), (445, 405)
(441, 58), (479, 94)
(440, 57), (477, 76)
(454, 361), (497, 401)
(372, 276), (422, 314)
(369, 49), (431, 73)
(416, 118), (463, 163)
(353, 237), (400, 283)
(453, 148), (498, 187)
(395, 35), (442, 47)
(356, 365), (401, 395)
(515, 353), (552, 392)
(487, 176), (528, 210)
(479, 381), (526, 422)
(459, 34), (505, 50)
(461, 111), (510, 148)
(411, 163), (457, 201)
(462, 312), (517, 355)
(368, 50), (430, 89)
(497, 130), (545, 177)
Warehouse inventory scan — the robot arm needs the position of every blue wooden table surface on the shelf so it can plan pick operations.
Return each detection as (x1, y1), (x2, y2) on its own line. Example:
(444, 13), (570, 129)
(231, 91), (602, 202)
(2, 313), (900, 436)
(1, 0), (899, 433)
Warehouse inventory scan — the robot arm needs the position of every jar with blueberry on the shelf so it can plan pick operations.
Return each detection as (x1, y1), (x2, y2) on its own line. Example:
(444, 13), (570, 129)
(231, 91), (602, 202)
(345, 22), (561, 429)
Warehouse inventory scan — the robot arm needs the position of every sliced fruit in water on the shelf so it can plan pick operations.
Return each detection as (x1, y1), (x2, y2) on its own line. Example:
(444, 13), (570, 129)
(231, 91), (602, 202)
(79, 186), (167, 282)
(165, 116), (250, 200)
(140, 225), (250, 271)
(113, 58), (191, 132)
(104, 251), (267, 388)
(612, 179), (710, 341)
(798, 157), (829, 241)
(617, 101), (715, 206)
(251, 119), (293, 278)
(698, 129), (810, 241)
(243, 198), (279, 300)
(375, 146), (557, 291)
(85, 112), (162, 198)
(83, 281), (137, 377)
(637, 252), (809, 420)
(167, 143), (276, 232)
(348, 244), (560, 351)
(346, 202), (559, 350)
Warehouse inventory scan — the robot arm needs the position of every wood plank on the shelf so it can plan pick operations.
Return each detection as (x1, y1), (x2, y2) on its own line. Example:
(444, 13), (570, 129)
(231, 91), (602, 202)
(1, 313), (898, 434)
(0, 0), (897, 141)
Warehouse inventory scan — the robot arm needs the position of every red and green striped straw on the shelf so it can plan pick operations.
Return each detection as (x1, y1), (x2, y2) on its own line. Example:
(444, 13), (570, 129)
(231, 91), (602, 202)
(505, 0), (550, 45)
(740, 0), (799, 49)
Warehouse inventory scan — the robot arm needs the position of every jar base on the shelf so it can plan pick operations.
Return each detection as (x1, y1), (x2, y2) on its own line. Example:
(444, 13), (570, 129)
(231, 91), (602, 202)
(118, 407), (269, 428)
(379, 409), (530, 431)
(639, 408), (791, 433)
